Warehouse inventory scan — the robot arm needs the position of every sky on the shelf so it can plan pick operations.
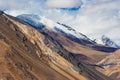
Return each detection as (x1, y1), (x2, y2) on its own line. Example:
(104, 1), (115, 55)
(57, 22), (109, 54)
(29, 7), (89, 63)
(0, 0), (120, 44)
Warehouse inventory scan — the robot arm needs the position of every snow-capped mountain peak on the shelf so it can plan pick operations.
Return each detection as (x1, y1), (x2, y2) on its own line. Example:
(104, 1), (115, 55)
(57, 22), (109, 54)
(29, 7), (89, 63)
(101, 35), (120, 48)
(17, 14), (95, 45)
(16, 14), (120, 50)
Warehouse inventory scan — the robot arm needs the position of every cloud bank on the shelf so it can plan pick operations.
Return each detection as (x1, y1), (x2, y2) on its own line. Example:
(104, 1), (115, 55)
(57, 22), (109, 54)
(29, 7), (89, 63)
(0, 0), (120, 44)
(46, 0), (82, 8)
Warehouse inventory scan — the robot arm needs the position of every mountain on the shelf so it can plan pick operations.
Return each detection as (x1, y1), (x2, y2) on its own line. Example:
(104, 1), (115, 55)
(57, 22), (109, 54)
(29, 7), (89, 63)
(0, 10), (86, 80)
(0, 10), (113, 80)
(17, 14), (118, 53)
(17, 14), (95, 45)
(101, 35), (120, 48)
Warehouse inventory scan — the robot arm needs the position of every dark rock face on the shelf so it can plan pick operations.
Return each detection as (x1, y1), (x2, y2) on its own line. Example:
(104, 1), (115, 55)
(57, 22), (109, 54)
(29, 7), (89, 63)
(0, 10), (4, 15)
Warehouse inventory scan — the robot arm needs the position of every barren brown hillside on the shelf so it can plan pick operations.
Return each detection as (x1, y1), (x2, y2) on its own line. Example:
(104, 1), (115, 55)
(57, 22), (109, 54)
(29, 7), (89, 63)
(0, 11), (112, 80)
(96, 50), (120, 80)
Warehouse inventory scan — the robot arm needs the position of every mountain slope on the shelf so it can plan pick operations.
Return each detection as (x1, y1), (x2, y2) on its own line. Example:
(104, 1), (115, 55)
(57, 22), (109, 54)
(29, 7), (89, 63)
(0, 11), (113, 80)
(17, 14), (106, 63)
(17, 14), (118, 53)
(17, 14), (95, 45)
(96, 49), (120, 80)
(0, 11), (87, 80)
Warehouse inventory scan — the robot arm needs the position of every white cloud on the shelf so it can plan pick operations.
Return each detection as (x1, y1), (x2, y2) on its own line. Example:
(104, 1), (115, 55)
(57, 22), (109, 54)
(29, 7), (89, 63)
(0, 0), (28, 10)
(43, 0), (120, 45)
(46, 0), (82, 8)
(0, 0), (120, 45)
(0, 0), (45, 11)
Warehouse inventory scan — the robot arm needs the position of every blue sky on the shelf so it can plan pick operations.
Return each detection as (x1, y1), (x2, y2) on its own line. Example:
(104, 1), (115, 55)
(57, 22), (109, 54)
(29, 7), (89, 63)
(0, 0), (120, 44)
(0, 0), (82, 11)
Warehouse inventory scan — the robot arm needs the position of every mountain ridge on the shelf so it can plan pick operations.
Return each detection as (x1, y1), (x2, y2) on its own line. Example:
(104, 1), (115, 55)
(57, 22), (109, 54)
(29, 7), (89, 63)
(17, 14), (118, 52)
(0, 10), (113, 80)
